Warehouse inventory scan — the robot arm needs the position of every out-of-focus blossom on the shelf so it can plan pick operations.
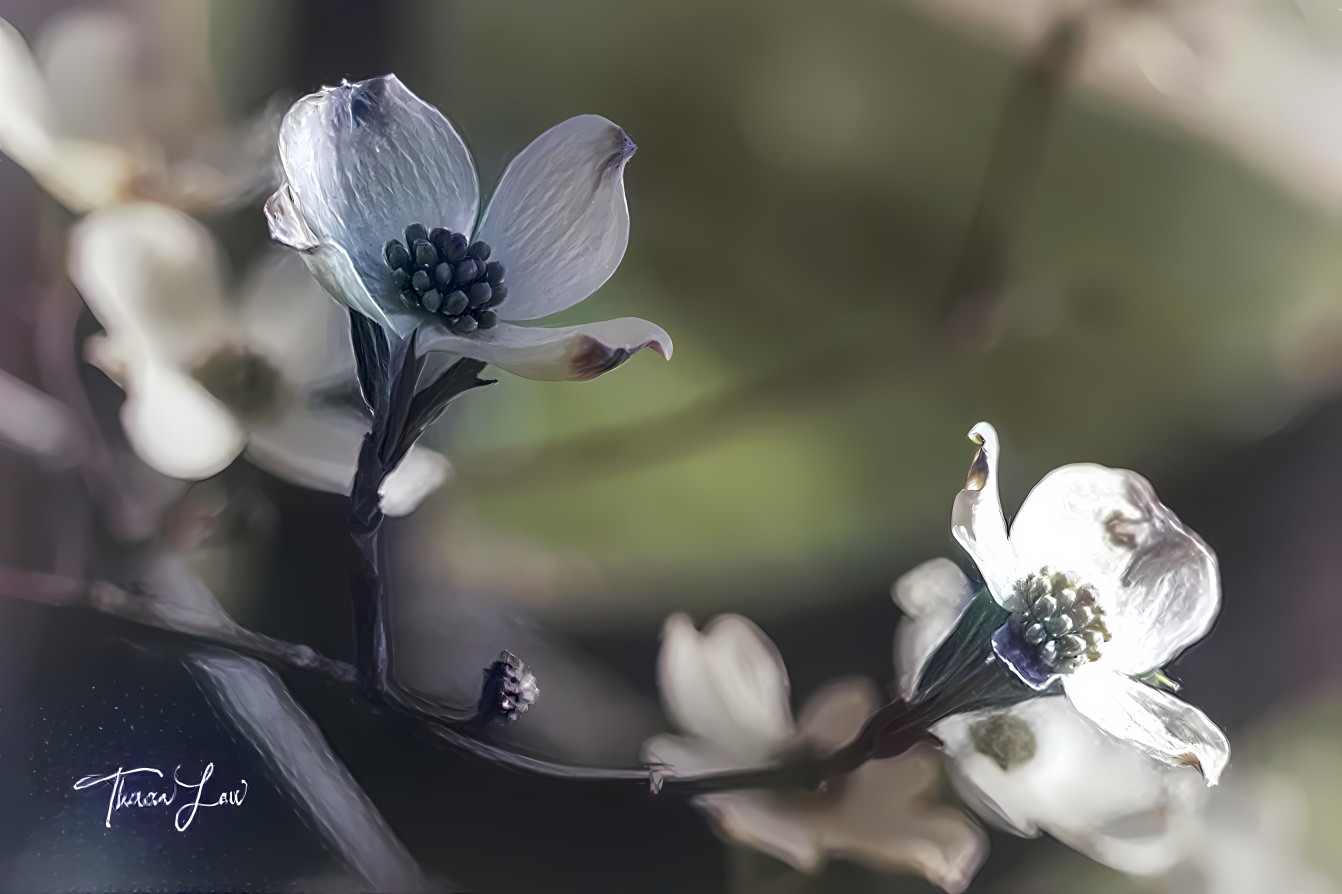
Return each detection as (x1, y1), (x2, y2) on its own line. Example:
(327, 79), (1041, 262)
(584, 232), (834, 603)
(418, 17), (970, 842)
(908, 0), (1342, 212)
(642, 613), (986, 893)
(0, 368), (81, 467)
(1152, 769), (1335, 894)
(0, 8), (275, 213)
(68, 202), (447, 515)
(949, 421), (1228, 780)
(265, 75), (671, 382)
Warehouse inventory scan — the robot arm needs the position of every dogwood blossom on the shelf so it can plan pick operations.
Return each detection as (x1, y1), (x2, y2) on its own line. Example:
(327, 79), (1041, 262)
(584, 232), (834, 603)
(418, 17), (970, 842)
(0, 8), (273, 212)
(642, 613), (986, 893)
(265, 75), (671, 382)
(896, 558), (1208, 873)
(949, 422), (1228, 781)
(68, 202), (446, 515)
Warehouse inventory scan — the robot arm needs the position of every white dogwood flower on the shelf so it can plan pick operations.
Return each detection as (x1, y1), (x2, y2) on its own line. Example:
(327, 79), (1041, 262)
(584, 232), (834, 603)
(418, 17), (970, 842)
(265, 75), (672, 382)
(947, 422), (1229, 781)
(0, 8), (274, 213)
(895, 558), (1208, 874)
(68, 202), (446, 515)
(642, 613), (986, 893)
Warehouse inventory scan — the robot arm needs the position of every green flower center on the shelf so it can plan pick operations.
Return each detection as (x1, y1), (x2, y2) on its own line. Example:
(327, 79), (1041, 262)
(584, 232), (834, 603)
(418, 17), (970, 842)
(969, 713), (1037, 772)
(1005, 567), (1111, 674)
(192, 347), (286, 421)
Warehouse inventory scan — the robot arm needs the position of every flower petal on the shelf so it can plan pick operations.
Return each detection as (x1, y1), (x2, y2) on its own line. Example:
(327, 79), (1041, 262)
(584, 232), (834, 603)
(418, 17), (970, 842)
(0, 15), (56, 168)
(692, 791), (828, 873)
(892, 558), (977, 701)
(265, 181), (416, 336)
(641, 732), (751, 777)
(118, 361), (246, 480)
(1063, 665), (1230, 784)
(418, 316), (671, 381)
(238, 250), (355, 389)
(69, 202), (233, 367)
(476, 115), (635, 321)
(950, 422), (1020, 609)
(829, 749), (989, 894)
(1010, 463), (1219, 673)
(273, 76), (477, 332)
(657, 613), (793, 761)
(934, 696), (1200, 873)
(0, 15), (142, 212)
(797, 677), (880, 755)
(0, 368), (81, 467)
(246, 408), (449, 517)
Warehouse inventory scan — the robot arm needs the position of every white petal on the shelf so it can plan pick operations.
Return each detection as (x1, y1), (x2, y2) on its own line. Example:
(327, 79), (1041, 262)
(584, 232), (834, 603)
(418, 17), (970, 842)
(418, 316), (671, 381)
(935, 697), (1199, 874)
(246, 408), (449, 517)
(476, 115), (635, 321)
(273, 76), (477, 331)
(68, 202), (233, 367)
(238, 250), (355, 389)
(892, 558), (977, 701)
(828, 749), (989, 894)
(656, 613), (793, 760)
(692, 791), (828, 873)
(949, 422), (1019, 608)
(380, 448), (452, 517)
(265, 183), (415, 336)
(1010, 463), (1219, 673)
(1063, 666), (1230, 784)
(119, 361), (246, 480)
(35, 8), (139, 144)
(0, 368), (81, 466)
(797, 677), (880, 755)
(641, 732), (754, 777)
(0, 15), (55, 166)
(0, 15), (140, 212)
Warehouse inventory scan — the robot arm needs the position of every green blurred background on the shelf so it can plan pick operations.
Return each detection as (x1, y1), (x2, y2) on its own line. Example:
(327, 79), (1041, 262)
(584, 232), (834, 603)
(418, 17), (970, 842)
(2, 0), (1342, 891)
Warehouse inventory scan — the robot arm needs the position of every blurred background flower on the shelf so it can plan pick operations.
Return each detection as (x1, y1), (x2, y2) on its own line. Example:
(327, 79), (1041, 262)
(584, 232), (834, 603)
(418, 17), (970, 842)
(0, 0), (1340, 891)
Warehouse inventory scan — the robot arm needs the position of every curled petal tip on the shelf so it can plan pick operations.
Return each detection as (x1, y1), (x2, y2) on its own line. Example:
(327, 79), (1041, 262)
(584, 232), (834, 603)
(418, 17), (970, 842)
(570, 329), (671, 380)
(967, 421), (997, 446)
(963, 422), (999, 492)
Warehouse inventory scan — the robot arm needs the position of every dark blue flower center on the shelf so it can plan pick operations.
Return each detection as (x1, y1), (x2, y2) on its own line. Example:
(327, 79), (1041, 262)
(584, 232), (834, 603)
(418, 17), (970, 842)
(384, 223), (508, 335)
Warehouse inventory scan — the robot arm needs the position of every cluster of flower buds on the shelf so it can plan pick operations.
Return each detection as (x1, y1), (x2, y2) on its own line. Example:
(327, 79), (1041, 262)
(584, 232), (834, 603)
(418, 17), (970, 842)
(477, 650), (539, 723)
(384, 223), (507, 334)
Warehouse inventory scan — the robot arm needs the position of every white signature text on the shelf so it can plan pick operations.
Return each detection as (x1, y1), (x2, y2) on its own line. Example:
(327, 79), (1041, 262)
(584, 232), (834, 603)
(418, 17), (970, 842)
(73, 763), (247, 831)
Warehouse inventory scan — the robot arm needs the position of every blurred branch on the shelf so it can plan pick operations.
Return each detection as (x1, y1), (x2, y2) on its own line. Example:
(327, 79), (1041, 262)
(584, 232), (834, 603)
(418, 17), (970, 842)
(0, 561), (936, 795)
(0, 564), (357, 684)
(939, 12), (1087, 340)
(457, 13), (1093, 487)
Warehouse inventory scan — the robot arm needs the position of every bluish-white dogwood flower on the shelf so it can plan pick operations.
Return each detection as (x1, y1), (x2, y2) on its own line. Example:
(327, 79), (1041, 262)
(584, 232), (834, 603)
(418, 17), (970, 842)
(642, 613), (986, 893)
(265, 75), (671, 382)
(69, 202), (446, 515)
(895, 559), (1208, 874)
(0, 9), (274, 213)
(948, 422), (1229, 782)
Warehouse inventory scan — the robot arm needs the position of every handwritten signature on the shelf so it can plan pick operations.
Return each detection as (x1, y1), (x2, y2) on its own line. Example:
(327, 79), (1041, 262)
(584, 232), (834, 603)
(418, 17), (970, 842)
(73, 763), (247, 832)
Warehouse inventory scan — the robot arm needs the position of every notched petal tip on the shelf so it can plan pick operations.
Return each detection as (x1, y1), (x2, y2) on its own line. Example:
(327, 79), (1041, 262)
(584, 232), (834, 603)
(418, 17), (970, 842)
(264, 184), (318, 251)
(608, 125), (637, 170)
(965, 422), (998, 491)
(570, 330), (671, 381)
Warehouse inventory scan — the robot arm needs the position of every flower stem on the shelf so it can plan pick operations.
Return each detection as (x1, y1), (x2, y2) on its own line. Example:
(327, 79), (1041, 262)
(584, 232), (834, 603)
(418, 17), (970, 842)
(348, 431), (390, 699)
